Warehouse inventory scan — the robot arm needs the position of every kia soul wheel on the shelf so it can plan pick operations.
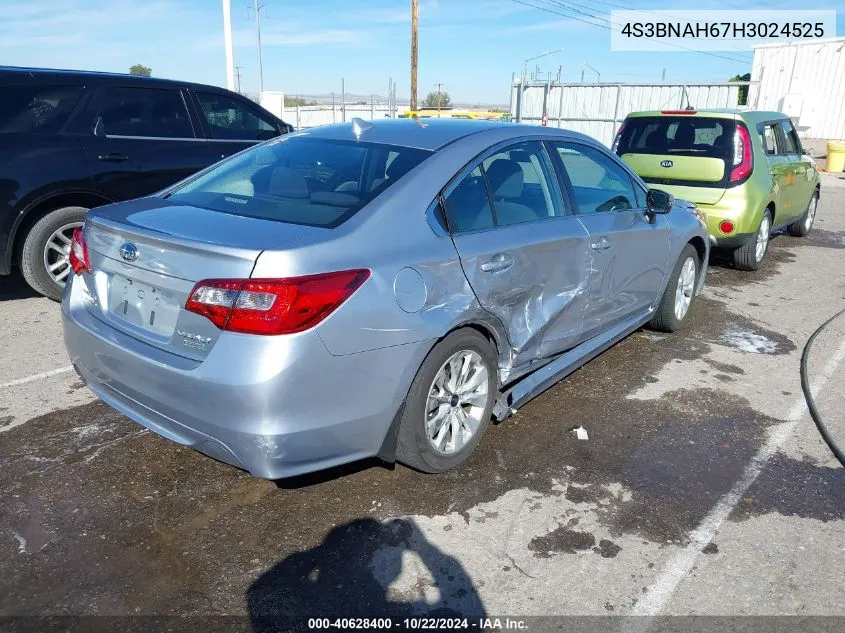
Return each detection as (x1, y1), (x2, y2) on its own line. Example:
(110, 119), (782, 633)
(396, 329), (497, 473)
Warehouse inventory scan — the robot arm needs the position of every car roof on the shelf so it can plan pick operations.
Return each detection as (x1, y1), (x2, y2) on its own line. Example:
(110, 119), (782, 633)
(625, 109), (789, 123)
(0, 65), (224, 92)
(289, 118), (599, 151)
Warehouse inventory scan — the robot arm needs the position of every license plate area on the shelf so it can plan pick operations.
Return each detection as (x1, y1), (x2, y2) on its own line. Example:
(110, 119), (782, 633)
(108, 274), (179, 337)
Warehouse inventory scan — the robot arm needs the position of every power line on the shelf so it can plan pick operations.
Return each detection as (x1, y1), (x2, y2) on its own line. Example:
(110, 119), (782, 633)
(509, 0), (753, 64)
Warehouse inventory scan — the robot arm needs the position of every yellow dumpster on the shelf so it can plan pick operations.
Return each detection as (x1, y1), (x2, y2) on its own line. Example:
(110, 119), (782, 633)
(827, 141), (845, 173)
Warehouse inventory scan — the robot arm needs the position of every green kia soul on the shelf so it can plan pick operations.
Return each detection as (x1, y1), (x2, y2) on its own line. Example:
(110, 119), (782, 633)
(613, 110), (820, 270)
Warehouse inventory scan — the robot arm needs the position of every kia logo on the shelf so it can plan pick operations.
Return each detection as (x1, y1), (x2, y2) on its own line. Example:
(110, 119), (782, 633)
(660, 160), (674, 168)
(119, 242), (138, 262)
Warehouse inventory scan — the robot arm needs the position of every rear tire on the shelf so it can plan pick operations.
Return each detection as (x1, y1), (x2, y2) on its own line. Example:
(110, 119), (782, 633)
(396, 329), (497, 474)
(648, 244), (699, 333)
(20, 206), (87, 301)
(787, 191), (818, 237)
(732, 210), (771, 271)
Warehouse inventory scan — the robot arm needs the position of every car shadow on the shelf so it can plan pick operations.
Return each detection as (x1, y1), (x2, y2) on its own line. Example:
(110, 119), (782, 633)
(247, 517), (486, 631)
(272, 458), (390, 490)
(0, 273), (41, 301)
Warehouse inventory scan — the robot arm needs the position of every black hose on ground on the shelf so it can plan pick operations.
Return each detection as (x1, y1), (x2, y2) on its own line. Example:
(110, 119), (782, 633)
(800, 307), (845, 468)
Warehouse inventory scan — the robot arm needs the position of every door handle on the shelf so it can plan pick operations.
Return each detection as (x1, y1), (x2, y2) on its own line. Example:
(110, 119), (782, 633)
(590, 237), (613, 251)
(480, 253), (514, 273)
(97, 153), (129, 162)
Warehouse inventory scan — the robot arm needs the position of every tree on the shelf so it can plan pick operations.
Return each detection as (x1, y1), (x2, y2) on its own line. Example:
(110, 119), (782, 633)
(284, 96), (317, 107)
(129, 64), (152, 77)
(423, 90), (451, 109)
(729, 72), (751, 105)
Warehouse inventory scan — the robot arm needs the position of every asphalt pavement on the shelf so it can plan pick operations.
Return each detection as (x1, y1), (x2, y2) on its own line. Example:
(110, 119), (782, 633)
(1, 172), (844, 627)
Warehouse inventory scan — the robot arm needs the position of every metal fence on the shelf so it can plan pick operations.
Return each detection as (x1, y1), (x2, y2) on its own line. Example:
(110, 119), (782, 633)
(286, 104), (399, 129)
(510, 79), (750, 146)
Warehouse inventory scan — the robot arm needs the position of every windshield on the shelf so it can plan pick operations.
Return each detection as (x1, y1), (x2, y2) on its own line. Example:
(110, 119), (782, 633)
(617, 116), (735, 160)
(166, 136), (431, 228)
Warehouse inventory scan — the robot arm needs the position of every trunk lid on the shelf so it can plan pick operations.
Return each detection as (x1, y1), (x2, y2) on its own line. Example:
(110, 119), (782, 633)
(80, 197), (314, 361)
(620, 154), (728, 205)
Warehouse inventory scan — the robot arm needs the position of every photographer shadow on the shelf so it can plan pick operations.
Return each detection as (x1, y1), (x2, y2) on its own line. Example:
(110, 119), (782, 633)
(248, 517), (486, 631)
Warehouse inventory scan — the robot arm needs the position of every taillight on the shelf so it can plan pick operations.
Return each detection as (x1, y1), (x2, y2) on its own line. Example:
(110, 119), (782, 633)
(184, 269), (370, 335)
(611, 122), (626, 153)
(69, 226), (90, 275)
(730, 122), (753, 184)
(660, 110), (697, 115)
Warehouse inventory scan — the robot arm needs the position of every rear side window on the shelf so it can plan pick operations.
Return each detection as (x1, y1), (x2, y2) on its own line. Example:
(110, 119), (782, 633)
(551, 142), (641, 213)
(481, 141), (562, 225)
(617, 116), (735, 160)
(95, 87), (194, 138)
(759, 123), (781, 155)
(195, 91), (279, 141)
(166, 136), (430, 228)
(779, 120), (800, 154)
(444, 166), (495, 232)
(0, 86), (82, 134)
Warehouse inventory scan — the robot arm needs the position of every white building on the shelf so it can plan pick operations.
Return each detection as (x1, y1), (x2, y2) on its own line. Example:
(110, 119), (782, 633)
(749, 37), (845, 140)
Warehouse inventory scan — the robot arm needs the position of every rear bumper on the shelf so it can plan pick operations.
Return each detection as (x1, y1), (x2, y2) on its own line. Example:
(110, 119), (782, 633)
(709, 232), (753, 248)
(62, 276), (432, 479)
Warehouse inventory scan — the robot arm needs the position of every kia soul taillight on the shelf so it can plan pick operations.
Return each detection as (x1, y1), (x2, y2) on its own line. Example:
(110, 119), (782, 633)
(729, 122), (754, 184)
(184, 269), (370, 336)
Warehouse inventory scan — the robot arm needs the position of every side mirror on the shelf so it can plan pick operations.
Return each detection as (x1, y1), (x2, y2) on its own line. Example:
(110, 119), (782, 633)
(647, 188), (674, 214)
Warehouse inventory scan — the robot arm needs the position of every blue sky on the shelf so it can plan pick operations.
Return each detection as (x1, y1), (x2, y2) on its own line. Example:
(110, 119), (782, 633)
(1, 0), (843, 104)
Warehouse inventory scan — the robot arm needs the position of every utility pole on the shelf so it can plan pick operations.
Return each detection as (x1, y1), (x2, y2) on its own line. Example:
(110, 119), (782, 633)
(410, 0), (418, 111)
(234, 65), (244, 93)
(434, 82), (443, 116)
(248, 0), (266, 97)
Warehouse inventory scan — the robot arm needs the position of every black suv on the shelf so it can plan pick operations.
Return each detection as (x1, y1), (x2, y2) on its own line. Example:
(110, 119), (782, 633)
(0, 66), (292, 299)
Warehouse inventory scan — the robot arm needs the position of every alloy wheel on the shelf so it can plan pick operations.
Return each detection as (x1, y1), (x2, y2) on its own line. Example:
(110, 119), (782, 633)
(425, 350), (489, 455)
(805, 196), (817, 232)
(43, 222), (83, 286)
(755, 215), (770, 262)
(674, 256), (696, 321)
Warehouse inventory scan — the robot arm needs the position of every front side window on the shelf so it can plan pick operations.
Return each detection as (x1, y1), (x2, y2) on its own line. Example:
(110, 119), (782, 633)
(779, 120), (800, 154)
(195, 92), (278, 141)
(481, 141), (562, 225)
(0, 85), (83, 134)
(552, 142), (640, 214)
(95, 87), (194, 138)
(166, 136), (430, 228)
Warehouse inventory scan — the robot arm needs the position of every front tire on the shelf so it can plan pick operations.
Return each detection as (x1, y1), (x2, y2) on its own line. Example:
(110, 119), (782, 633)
(732, 210), (771, 271)
(396, 329), (497, 474)
(787, 191), (818, 237)
(20, 206), (87, 301)
(648, 244), (699, 333)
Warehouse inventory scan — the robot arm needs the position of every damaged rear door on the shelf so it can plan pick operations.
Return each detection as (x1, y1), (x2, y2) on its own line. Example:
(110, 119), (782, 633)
(442, 140), (591, 369)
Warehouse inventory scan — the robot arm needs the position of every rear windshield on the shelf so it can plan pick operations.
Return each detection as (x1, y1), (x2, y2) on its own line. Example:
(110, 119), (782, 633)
(617, 116), (735, 159)
(166, 136), (431, 228)
(0, 85), (83, 134)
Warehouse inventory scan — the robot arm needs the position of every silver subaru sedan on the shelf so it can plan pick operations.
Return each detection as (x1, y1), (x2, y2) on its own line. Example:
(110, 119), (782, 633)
(62, 119), (709, 479)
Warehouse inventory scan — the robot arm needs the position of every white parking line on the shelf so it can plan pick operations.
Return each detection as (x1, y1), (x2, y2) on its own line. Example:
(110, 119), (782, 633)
(0, 366), (73, 390)
(633, 337), (845, 616)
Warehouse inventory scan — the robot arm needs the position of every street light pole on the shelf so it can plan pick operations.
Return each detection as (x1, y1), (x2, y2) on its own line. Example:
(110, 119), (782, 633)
(410, 0), (418, 111)
(250, 0), (266, 97)
(524, 48), (564, 81)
